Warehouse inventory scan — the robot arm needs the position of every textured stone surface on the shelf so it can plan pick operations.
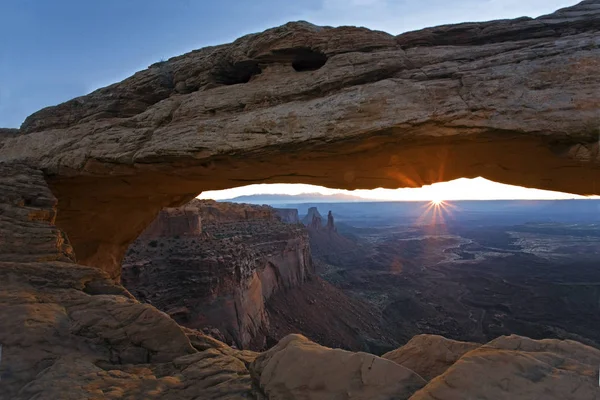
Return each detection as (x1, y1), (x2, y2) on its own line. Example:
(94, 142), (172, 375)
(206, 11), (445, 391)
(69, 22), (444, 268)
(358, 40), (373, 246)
(382, 334), (480, 381)
(410, 335), (600, 400)
(0, 163), (256, 400)
(250, 334), (427, 400)
(123, 199), (314, 349)
(1, 2), (599, 277)
(0, 163), (75, 263)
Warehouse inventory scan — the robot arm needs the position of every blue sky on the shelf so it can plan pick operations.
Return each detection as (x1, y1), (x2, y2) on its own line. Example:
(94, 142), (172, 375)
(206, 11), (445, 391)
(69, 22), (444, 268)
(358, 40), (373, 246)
(0, 0), (578, 128)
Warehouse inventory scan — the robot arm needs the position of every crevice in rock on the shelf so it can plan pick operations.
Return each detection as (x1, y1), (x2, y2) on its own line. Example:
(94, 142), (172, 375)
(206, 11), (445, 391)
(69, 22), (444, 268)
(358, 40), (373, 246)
(291, 48), (328, 71)
(212, 60), (262, 85)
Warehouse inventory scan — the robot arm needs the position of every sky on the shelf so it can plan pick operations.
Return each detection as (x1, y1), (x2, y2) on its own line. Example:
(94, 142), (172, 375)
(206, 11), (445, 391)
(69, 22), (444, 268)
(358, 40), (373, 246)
(1, 0), (583, 201)
(199, 178), (596, 201)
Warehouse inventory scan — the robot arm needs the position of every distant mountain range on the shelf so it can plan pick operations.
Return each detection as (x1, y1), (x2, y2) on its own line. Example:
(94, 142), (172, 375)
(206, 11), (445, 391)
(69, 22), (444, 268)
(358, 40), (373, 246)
(222, 192), (372, 204)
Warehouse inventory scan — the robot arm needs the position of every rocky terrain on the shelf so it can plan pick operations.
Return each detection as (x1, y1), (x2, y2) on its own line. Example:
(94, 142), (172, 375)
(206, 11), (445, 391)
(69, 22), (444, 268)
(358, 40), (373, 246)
(1, 1), (600, 398)
(123, 200), (391, 352)
(1, 2), (598, 280)
(123, 199), (313, 349)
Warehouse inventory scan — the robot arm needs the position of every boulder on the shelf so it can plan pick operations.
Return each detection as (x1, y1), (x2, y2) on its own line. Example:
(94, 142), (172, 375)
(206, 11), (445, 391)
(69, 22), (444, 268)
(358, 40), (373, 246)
(250, 334), (426, 400)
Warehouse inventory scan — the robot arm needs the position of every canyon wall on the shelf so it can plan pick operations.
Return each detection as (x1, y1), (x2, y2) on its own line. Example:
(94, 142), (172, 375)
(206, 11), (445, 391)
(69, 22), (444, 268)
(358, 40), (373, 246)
(122, 199), (314, 349)
(274, 208), (300, 224)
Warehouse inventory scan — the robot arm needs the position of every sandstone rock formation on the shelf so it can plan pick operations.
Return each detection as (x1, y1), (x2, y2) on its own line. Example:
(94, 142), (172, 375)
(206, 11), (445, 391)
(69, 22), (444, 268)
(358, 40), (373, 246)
(302, 207), (324, 228)
(0, 128), (19, 142)
(250, 334), (427, 400)
(2, 2), (600, 399)
(1, 2), (599, 278)
(0, 163), (258, 400)
(303, 206), (360, 267)
(326, 211), (336, 232)
(123, 199), (313, 350)
(123, 199), (393, 352)
(141, 201), (203, 238)
(382, 334), (480, 381)
(409, 335), (600, 400)
(274, 207), (300, 224)
(2, 160), (600, 400)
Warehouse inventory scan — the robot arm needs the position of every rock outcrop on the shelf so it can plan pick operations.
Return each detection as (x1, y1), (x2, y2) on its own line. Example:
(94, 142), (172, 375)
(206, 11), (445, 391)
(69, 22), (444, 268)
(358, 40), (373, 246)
(274, 207), (300, 224)
(382, 335), (480, 381)
(303, 206), (360, 267)
(0, 128), (19, 143)
(140, 201), (203, 239)
(249, 334), (600, 400)
(3, 161), (600, 399)
(122, 199), (314, 350)
(250, 334), (427, 400)
(302, 207), (324, 228)
(2, 2), (600, 399)
(1, 2), (599, 278)
(0, 162), (258, 400)
(409, 335), (600, 400)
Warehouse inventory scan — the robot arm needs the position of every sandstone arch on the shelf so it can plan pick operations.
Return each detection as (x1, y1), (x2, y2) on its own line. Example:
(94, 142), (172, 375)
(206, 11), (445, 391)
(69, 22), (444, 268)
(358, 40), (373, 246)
(1, 1), (599, 280)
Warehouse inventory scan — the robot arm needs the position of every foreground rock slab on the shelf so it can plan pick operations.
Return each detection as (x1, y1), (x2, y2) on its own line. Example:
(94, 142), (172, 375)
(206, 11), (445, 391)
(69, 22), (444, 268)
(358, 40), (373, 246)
(250, 334), (426, 400)
(382, 334), (480, 381)
(0, 162), (257, 400)
(409, 335), (600, 400)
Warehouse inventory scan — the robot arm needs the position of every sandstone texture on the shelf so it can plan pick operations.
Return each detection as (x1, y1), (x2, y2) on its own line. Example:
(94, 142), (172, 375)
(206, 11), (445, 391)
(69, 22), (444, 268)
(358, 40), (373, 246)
(1, 2), (599, 277)
(409, 335), (600, 400)
(0, 163), (257, 400)
(382, 334), (480, 381)
(2, 2), (600, 399)
(2, 160), (600, 400)
(122, 200), (391, 352)
(123, 199), (314, 350)
(250, 334), (427, 400)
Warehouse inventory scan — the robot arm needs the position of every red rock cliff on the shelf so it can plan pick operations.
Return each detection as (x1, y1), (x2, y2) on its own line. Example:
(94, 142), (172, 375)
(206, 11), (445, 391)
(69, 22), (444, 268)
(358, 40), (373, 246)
(122, 199), (314, 350)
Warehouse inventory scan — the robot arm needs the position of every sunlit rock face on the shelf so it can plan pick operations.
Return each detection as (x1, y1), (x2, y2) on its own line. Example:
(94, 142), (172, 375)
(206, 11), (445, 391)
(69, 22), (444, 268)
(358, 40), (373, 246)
(122, 199), (314, 349)
(1, 1), (599, 278)
(0, 163), (258, 400)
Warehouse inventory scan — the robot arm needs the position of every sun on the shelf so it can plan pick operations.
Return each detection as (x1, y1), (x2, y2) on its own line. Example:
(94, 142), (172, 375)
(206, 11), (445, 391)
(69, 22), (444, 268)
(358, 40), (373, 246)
(430, 198), (444, 206)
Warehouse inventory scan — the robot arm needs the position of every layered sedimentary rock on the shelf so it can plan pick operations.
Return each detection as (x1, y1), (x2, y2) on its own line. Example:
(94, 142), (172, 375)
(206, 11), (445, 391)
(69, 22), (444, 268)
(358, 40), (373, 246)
(274, 208), (300, 224)
(2, 2), (600, 399)
(1, 2), (599, 278)
(3, 161), (600, 399)
(0, 163), (258, 400)
(303, 206), (360, 267)
(123, 200), (314, 349)
(302, 207), (324, 227)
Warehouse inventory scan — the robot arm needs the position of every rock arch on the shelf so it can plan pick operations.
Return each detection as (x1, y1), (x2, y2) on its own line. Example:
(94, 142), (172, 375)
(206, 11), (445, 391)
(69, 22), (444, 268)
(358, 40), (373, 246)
(1, 1), (599, 280)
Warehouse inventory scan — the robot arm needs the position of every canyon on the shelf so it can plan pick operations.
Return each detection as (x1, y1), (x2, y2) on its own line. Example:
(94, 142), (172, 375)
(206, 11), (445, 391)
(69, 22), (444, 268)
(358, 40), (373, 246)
(1, 1), (600, 398)
(122, 200), (390, 352)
